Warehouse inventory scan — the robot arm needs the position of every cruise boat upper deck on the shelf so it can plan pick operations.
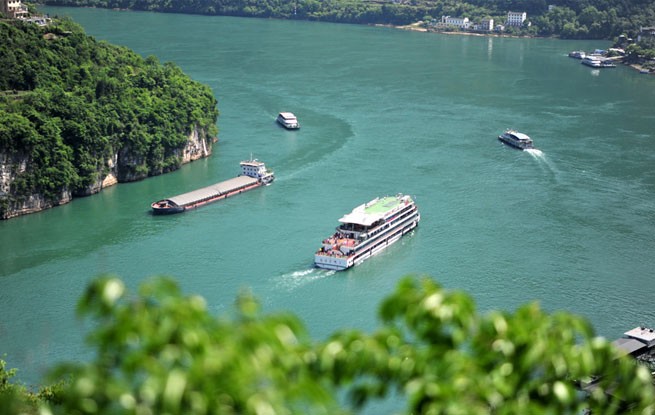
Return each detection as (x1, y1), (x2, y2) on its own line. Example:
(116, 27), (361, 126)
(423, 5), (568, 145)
(315, 194), (420, 270)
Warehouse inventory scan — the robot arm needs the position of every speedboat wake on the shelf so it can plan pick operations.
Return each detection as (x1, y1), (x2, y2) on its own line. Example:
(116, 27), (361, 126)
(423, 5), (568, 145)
(525, 148), (561, 181)
(273, 267), (334, 291)
(525, 148), (544, 158)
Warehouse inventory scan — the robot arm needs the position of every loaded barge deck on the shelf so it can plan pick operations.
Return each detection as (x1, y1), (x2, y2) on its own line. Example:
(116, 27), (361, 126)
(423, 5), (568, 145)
(151, 159), (274, 215)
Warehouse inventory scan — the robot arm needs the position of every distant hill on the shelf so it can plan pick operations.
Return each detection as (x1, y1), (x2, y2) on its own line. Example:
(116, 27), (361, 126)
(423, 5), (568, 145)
(0, 18), (218, 219)
(41, 0), (655, 40)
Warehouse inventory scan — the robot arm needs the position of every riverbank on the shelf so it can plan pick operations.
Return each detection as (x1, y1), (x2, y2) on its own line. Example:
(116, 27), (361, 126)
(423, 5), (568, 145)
(390, 21), (652, 75)
(388, 21), (530, 38)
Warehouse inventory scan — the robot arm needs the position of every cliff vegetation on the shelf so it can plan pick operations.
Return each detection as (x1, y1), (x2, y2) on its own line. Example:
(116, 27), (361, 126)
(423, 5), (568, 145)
(0, 18), (218, 219)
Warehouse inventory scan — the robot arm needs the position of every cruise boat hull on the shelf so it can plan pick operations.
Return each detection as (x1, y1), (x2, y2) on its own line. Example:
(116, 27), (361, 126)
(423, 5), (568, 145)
(314, 216), (419, 271)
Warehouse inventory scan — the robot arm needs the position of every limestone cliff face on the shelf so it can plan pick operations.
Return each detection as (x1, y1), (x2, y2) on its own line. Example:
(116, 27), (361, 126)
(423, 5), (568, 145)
(179, 126), (213, 164)
(0, 152), (72, 219)
(0, 126), (214, 219)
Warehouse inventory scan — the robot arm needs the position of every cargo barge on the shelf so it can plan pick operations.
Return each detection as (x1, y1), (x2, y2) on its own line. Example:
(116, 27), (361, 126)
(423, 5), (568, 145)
(151, 159), (274, 215)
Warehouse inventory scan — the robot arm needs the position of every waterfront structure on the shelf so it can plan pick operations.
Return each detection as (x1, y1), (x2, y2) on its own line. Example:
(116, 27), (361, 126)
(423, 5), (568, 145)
(638, 26), (655, 42)
(579, 327), (655, 395)
(613, 327), (655, 358)
(434, 15), (470, 30)
(478, 18), (494, 31)
(314, 194), (420, 271)
(506, 11), (527, 27)
(1, 0), (28, 18)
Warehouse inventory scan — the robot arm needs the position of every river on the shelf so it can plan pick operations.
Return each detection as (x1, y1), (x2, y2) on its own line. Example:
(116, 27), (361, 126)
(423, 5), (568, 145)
(1, 7), (655, 401)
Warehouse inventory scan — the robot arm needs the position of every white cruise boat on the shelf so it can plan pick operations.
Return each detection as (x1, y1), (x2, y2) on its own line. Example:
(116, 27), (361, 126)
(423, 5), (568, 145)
(498, 129), (534, 150)
(581, 55), (616, 68)
(276, 112), (300, 129)
(314, 194), (420, 271)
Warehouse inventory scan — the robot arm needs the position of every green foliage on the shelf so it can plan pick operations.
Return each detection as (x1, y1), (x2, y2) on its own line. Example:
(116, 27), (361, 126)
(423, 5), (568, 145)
(0, 18), (218, 208)
(50, 276), (345, 415)
(319, 277), (655, 414)
(40, 0), (655, 40)
(3, 275), (649, 415)
(0, 358), (67, 415)
(0, 359), (18, 392)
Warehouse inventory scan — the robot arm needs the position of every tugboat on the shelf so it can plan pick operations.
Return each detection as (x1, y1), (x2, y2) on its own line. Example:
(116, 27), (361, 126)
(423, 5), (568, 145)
(498, 129), (534, 150)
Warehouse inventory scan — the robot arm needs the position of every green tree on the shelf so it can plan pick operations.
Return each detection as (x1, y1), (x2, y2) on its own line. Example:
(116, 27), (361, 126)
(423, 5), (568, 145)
(10, 275), (649, 415)
(1, 18), (218, 216)
(50, 276), (345, 415)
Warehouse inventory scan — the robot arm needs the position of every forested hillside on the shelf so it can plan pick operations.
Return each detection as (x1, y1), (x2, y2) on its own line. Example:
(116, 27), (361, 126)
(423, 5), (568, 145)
(41, 0), (655, 40)
(0, 18), (218, 219)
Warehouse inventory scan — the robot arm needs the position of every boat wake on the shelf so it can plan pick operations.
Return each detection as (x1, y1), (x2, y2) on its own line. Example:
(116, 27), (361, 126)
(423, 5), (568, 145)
(525, 148), (544, 158)
(525, 148), (560, 180)
(273, 267), (334, 291)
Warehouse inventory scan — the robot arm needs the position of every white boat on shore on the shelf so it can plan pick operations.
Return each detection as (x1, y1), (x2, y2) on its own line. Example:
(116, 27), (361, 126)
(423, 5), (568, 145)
(568, 51), (586, 59)
(581, 55), (616, 68)
(276, 112), (300, 129)
(314, 194), (420, 271)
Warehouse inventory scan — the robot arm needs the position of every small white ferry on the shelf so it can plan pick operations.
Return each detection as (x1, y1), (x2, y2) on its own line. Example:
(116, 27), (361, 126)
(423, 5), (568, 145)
(276, 112), (300, 129)
(568, 51), (586, 59)
(314, 194), (420, 271)
(498, 129), (534, 150)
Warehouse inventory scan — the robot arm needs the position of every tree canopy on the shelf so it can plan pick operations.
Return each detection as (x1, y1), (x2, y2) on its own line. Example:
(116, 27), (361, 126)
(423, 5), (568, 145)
(0, 18), (218, 217)
(40, 0), (655, 40)
(1, 275), (654, 414)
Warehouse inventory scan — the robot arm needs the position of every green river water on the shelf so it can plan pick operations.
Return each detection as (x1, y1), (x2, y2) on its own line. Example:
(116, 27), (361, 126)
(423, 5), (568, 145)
(1, 8), (655, 400)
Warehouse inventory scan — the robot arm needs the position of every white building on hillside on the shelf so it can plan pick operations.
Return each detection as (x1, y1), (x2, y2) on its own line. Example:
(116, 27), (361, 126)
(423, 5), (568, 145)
(478, 18), (494, 31)
(434, 15), (470, 29)
(1, 0), (28, 18)
(638, 26), (655, 42)
(506, 11), (527, 27)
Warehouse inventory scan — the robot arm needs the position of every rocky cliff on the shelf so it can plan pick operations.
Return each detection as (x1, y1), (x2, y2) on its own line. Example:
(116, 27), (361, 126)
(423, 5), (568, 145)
(0, 126), (214, 219)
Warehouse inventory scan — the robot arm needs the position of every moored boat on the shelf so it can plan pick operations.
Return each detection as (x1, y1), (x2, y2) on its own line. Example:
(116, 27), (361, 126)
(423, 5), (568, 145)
(276, 112), (300, 129)
(568, 51), (586, 59)
(498, 129), (534, 150)
(314, 194), (420, 271)
(151, 158), (274, 215)
(581, 55), (616, 68)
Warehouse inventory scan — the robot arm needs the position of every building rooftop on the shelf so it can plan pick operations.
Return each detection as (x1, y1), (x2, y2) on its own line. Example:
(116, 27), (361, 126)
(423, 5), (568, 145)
(624, 326), (655, 348)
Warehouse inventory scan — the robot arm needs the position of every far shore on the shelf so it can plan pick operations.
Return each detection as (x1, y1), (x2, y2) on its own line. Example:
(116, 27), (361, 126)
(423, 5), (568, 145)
(385, 22), (652, 75)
